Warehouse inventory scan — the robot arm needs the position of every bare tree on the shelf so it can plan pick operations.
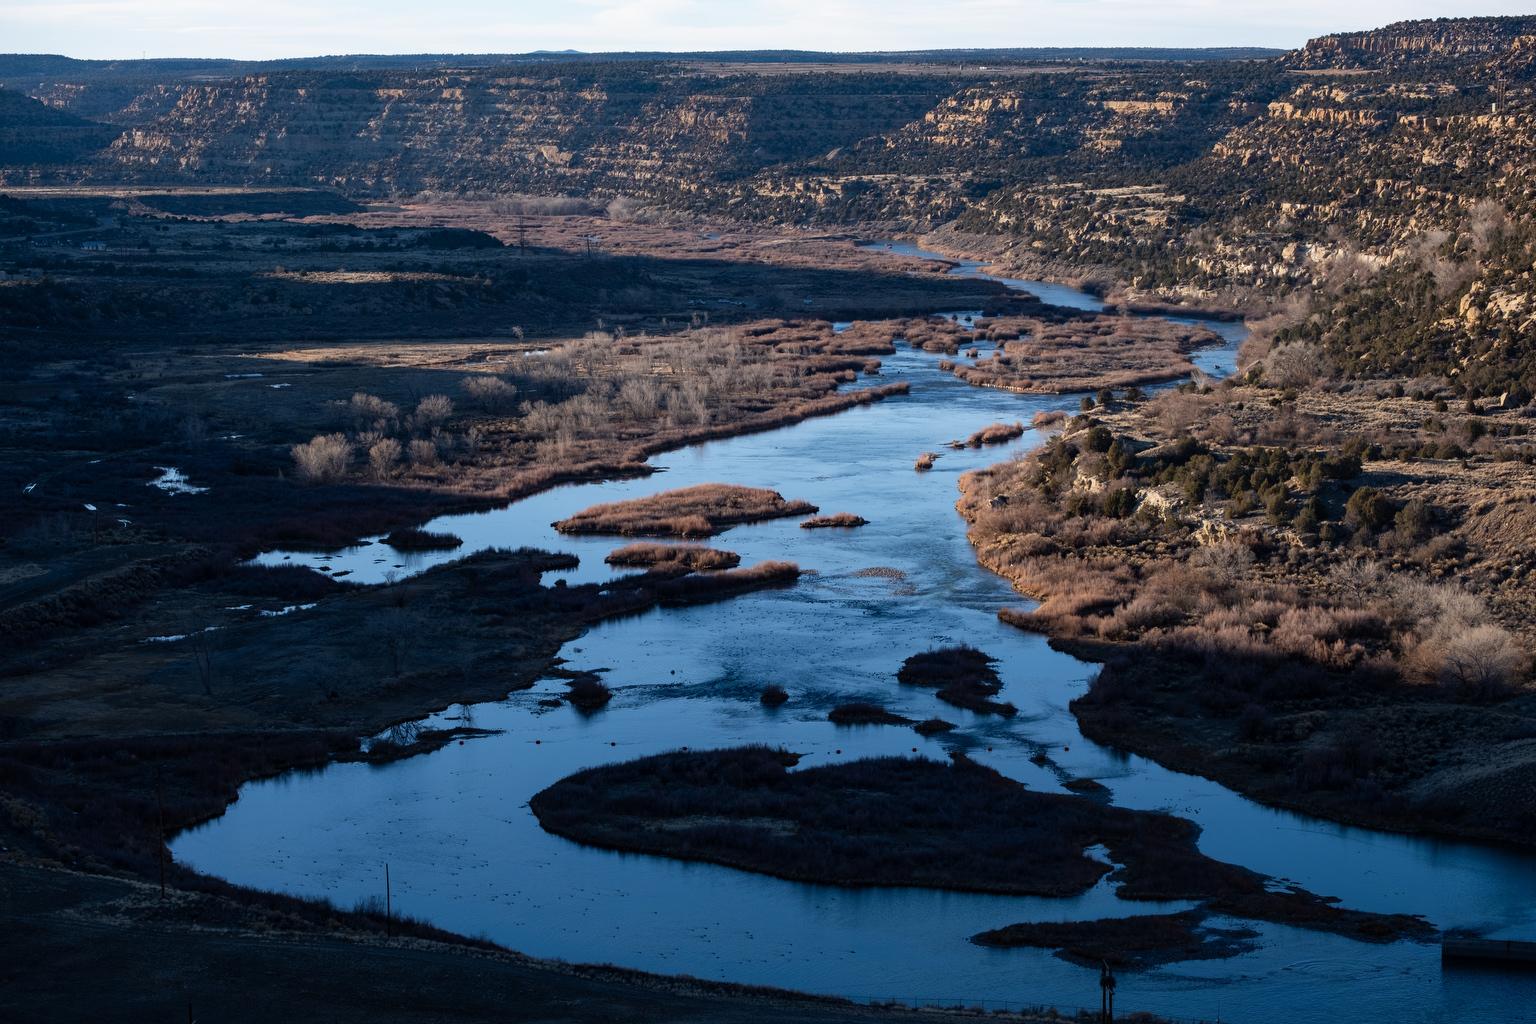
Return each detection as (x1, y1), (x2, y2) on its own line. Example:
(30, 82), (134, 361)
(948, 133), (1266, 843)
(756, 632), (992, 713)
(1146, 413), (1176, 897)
(1437, 624), (1527, 696)
(368, 437), (402, 480)
(410, 395), (455, 433)
(1264, 341), (1331, 389)
(291, 434), (353, 484)
(408, 438), (439, 468)
(461, 375), (518, 412)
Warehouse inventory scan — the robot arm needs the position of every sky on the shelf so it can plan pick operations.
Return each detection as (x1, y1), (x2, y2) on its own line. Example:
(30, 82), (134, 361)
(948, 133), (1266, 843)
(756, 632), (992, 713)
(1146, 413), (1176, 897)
(3, 1), (1533, 60)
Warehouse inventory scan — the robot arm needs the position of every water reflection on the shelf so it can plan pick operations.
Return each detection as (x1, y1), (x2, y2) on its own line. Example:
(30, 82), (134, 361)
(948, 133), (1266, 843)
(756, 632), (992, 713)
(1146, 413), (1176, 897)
(180, 248), (1536, 1024)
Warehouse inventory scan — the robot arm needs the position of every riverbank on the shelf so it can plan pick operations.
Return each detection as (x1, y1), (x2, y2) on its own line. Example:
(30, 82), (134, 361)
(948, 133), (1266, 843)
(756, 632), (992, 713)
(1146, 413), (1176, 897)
(0, 860), (1139, 1024)
(158, 311), (1536, 1023)
(913, 227), (1266, 322)
(957, 380), (1536, 849)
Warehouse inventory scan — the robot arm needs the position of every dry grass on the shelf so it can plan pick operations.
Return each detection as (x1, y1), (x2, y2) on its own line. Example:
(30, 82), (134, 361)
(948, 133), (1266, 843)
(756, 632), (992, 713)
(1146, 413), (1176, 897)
(800, 513), (868, 529)
(643, 560), (802, 605)
(554, 484), (816, 538)
(381, 527), (463, 551)
(957, 422), (1025, 449)
(949, 316), (1221, 394)
(604, 543), (741, 571)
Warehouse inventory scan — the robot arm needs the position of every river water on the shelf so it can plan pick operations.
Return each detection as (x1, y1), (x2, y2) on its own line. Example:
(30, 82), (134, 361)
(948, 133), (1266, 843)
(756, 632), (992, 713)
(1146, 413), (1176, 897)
(175, 246), (1535, 1023)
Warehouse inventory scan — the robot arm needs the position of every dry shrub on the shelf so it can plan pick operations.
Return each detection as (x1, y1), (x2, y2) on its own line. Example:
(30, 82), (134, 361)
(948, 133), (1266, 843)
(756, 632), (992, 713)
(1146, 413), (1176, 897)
(461, 375), (518, 412)
(1270, 607), (1368, 667)
(964, 422), (1026, 448)
(408, 439), (439, 467)
(555, 484), (815, 538)
(1263, 341), (1331, 389)
(368, 437), (402, 480)
(801, 513), (868, 529)
(1099, 573), (1200, 638)
(347, 392), (399, 429)
(1435, 625), (1528, 695)
(605, 543), (740, 571)
(412, 394), (455, 431)
(291, 433), (352, 484)
(1032, 410), (1067, 429)
(1189, 541), (1255, 587)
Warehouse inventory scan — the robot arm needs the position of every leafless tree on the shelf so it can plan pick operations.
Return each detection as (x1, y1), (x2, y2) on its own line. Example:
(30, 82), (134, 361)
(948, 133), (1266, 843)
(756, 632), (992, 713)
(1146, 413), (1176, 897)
(291, 434), (353, 484)
(368, 437), (402, 480)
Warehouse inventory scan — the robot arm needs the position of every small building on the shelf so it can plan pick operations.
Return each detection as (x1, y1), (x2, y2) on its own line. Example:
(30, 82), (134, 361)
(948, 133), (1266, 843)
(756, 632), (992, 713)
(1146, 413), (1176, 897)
(79, 241), (107, 252)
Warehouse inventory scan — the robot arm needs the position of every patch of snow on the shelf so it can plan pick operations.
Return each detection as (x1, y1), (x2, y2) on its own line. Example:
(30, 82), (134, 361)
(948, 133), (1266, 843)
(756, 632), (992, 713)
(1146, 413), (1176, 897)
(141, 625), (222, 644)
(22, 483), (36, 495)
(267, 383), (291, 389)
(225, 373), (265, 379)
(149, 467), (209, 495)
(259, 602), (318, 618)
(83, 503), (97, 511)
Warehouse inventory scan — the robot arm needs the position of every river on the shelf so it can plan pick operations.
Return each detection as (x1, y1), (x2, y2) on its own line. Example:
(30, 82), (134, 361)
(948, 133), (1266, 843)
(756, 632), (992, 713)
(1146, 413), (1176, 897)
(174, 246), (1536, 1024)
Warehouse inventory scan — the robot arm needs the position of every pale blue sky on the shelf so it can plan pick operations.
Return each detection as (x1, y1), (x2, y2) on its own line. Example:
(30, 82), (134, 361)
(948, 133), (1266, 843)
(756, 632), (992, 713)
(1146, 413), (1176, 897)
(3, 1), (1531, 60)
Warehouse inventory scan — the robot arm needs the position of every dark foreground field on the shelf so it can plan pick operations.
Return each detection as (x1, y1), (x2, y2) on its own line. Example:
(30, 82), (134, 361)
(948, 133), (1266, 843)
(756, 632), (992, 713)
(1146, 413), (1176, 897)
(0, 861), (1111, 1024)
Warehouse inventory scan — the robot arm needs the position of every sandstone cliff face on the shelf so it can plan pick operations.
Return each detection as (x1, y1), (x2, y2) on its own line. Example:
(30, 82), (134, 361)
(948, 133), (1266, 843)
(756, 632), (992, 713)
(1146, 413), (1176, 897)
(3, 17), (1535, 361)
(1291, 16), (1536, 70)
(7, 69), (954, 200)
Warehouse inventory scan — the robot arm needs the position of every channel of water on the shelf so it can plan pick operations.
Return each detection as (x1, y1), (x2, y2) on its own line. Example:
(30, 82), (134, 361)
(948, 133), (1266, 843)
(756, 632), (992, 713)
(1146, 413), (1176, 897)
(175, 245), (1535, 1024)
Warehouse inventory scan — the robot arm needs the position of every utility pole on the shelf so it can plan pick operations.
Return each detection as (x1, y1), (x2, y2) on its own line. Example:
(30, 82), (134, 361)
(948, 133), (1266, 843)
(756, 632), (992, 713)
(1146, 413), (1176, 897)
(1099, 962), (1116, 1024)
(516, 216), (528, 254)
(384, 862), (392, 938)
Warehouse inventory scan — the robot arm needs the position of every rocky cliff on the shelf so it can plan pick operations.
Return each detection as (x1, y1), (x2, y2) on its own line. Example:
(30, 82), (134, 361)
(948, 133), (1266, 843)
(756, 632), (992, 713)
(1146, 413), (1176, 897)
(5, 17), (1536, 390)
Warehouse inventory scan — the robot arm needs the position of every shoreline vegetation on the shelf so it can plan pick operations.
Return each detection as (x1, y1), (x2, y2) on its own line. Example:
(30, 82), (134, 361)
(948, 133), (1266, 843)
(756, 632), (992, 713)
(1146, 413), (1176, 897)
(958, 377), (1536, 848)
(382, 526), (464, 551)
(898, 646), (1018, 718)
(972, 911), (1262, 970)
(801, 513), (869, 529)
(605, 543), (742, 571)
(554, 484), (817, 538)
(530, 746), (1431, 957)
(955, 422), (1026, 449)
(943, 316), (1224, 395)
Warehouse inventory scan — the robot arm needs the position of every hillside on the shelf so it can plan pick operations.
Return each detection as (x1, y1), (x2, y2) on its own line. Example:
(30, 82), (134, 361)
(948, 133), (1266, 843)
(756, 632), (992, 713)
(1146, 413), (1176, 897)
(2, 17), (1535, 388)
